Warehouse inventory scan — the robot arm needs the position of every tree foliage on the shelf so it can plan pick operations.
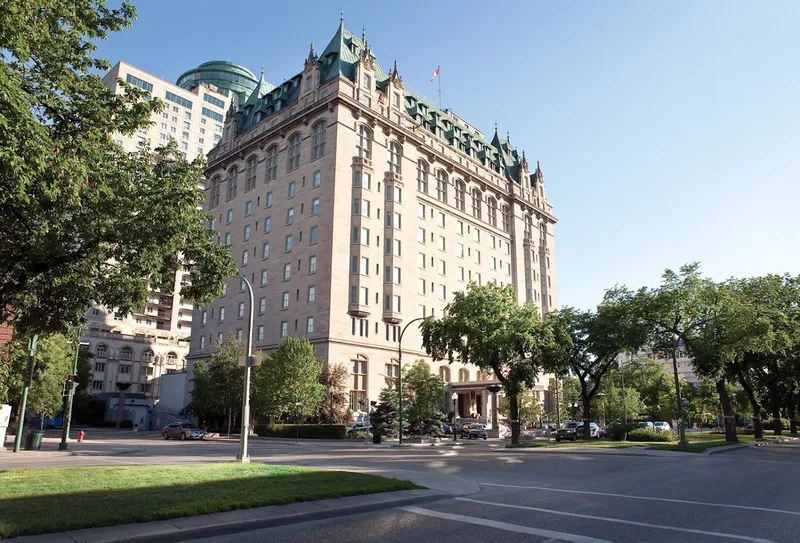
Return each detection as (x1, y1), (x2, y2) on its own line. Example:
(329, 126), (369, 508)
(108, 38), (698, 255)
(0, 0), (235, 334)
(420, 282), (551, 444)
(370, 387), (400, 439)
(403, 360), (445, 437)
(187, 332), (244, 431)
(251, 337), (325, 421)
(316, 362), (350, 424)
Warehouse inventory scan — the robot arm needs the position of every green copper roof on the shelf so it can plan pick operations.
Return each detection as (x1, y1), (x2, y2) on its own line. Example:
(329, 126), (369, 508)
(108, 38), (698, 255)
(319, 20), (389, 84)
(176, 61), (258, 102)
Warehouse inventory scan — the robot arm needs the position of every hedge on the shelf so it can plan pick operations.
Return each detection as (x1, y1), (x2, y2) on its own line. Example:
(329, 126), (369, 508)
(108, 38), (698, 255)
(253, 424), (346, 439)
(606, 423), (639, 441)
(762, 418), (791, 431)
(627, 428), (675, 442)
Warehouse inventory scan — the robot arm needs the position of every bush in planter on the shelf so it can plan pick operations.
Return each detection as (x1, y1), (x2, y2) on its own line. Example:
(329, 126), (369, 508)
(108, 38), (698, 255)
(627, 428), (674, 442)
(607, 422), (639, 441)
(253, 424), (346, 439)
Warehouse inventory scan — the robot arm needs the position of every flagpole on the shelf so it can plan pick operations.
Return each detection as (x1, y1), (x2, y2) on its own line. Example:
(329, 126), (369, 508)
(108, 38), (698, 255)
(438, 66), (442, 110)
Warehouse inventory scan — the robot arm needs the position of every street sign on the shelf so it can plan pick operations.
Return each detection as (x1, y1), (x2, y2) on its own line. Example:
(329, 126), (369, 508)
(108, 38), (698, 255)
(238, 355), (263, 367)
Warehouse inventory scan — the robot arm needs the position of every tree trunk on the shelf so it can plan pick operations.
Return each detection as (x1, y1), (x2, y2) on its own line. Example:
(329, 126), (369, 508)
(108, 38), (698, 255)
(509, 395), (520, 445)
(582, 397), (592, 440)
(716, 379), (738, 442)
(735, 365), (763, 440)
(788, 390), (798, 436)
(773, 405), (783, 436)
(227, 408), (232, 438)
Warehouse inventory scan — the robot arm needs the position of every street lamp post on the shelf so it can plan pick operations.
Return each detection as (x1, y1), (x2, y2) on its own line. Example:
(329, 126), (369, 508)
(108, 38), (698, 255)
(236, 275), (255, 463)
(452, 392), (459, 441)
(397, 316), (430, 445)
(59, 329), (89, 450)
(13, 335), (39, 453)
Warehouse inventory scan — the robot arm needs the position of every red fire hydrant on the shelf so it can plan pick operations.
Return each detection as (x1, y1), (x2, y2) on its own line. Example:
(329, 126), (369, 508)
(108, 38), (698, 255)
(77, 430), (85, 443)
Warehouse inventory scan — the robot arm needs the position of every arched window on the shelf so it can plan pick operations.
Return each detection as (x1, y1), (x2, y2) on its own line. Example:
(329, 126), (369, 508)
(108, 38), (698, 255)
(356, 125), (372, 159)
(245, 157), (257, 192)
(416, 160), (429, 193)
(501, 205), (510, 232)
(312, 121), (326, 160)
(166, 352), (178, 364)
(226, 166), (238, 201)
(436, 170), (448, 204)
(96, 344), (107, 359)
(209, 176), (221, 208)
(266, 145), (279, 181)
(120, 346), (133, 361)
(287, 133), (301, 172)
(454, 180), (465, 211)
(471, 188), (482, 220)
(141, 349), (154, 363)
(388, 141), (402, 174)
(439, 366), (451, 383)
(487, 198), (497, 227)
(458, 368), (470, 382)
(350, 355), (368, 410)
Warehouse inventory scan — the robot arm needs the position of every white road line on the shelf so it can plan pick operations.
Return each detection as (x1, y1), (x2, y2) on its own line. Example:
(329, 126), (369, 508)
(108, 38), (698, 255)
(478, 482), (800, 517)
(399, 506), (614, 543)
(455, 498), (777, 543)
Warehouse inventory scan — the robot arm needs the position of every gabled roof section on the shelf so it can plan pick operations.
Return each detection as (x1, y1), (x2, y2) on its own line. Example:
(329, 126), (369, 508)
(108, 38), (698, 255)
(319, 20), (388, 84)
(490, 128), (522, 182)
(243, 67), (276, 109)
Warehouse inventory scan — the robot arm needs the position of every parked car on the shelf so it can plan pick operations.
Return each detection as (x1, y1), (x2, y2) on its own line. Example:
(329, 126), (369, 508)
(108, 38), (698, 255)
(346, 422), (368, 437)
(653, 421), (672, 432)
(162, 423), (205, 440)
(556, 421), (600, 441)
(639, 421), (655, 430)
(459, 423), (488, 440)
(443, 423), (463, 435)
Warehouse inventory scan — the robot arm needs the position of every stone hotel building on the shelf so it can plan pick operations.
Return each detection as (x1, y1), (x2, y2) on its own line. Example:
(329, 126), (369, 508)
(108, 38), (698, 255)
(189, 21), (559, 424)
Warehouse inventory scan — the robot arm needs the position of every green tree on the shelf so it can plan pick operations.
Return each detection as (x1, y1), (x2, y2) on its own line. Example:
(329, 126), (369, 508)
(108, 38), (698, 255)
(370, 387), (401, 439)
(403, 360), (445, 437)
(187, 333), (244, 433)
(316, 362), (350, 424)
(683, 379), (719, 428)
(421, 282), (551, 444)
(598, 366), (644, 423)
(251, 337), (325, 422)
(4, 334), (73, 426)
(499, 389), (542, 426)
(0, 1), (235, 334)
(624, 357), (674, 422)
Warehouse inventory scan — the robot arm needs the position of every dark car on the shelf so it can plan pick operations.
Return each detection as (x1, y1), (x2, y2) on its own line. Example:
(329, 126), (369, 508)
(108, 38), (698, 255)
(556, 421), (600, 441)
(460, 424), (488, 440)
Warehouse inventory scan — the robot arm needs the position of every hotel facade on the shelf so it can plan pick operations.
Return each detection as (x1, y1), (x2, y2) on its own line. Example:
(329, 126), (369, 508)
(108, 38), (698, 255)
(188, 21), (559, 425)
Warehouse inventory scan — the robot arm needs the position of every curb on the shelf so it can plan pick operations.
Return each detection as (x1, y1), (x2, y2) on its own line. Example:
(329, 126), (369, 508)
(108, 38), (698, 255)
(705, 436), (799, 455)
(7, 490), (448, 543)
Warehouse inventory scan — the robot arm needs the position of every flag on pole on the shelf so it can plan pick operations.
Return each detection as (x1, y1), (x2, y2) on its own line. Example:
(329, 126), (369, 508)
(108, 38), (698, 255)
(430, 66), (440, 82)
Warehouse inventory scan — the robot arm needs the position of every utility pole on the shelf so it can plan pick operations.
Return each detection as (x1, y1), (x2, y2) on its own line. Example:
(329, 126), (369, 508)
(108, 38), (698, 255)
(59, 329), (87, 450)
(13, 335), (39, 453)
(236, 276), (255, 463)
(396, 316), (430, 445)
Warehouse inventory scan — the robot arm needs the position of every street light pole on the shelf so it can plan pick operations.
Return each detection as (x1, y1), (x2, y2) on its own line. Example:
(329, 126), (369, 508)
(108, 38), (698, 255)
(13, 335), (39, 453)
(236, 275), (254, 463)
(452, 393), (459, 441)
(59, 328), (87, 450)
(397, 316), (429, 445)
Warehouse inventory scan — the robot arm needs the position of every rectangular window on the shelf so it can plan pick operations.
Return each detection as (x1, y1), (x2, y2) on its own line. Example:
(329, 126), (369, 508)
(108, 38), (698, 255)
(438, 236), (446, 251)
(287, 208), (295, 225)
(418, 228), (426, 244)
(438, 212), (446, 228)
(202, 107), (224, 122)
(418, 278), (426, 294)
(313, 170), (321, 187)
(288, 181), (296, 198)
(262, 243), (270, 259)
(360, 286), (369, 305)
(226, 210), (233, 224)
(238, 302), (245, 318)
(261, 269), (268, 285)
(285, 235), (293, 252)
(458, 266), (465, 282)
(306, 316), (315, 333)
(257, 325), (265, 341)
(282, 292), (290, 309)
(393, 295), (401, 312)
(310, 226), (319, 244)
(203, 93), (225, 108)
(264, 217), (272, 233)
(283, 263), (291, 280)
(201, 311), (207, 325)
(307, 286), (316, 303)
(363, 172), (371, 189)
(165, 91), (192, 109)
(242, 250), (249, 265)
(418, 305), (426, 318)
(259, 297), (266, 313)
(312, 198), (320, 215)
(474, 250), (481, 264)
(360, 257), (369, 275)
(474, 229), (481, 243)
(245, 201), (252, 216)
(362, 74), (371, 88)
(361, 200), (370, 217)
(418, 203), (426, 219)
(309, 255), (317, 273)
(281, 321), (288, 338)
(361, 228), (370, 246)
(219, 307), (226, 322)
(266, 192), (273, 207)
(439, 285), (447, 300)
(306, 77), (313, 90)
(457, 243), (464, 258)
(125, 73), (153, 93)
(394, 266), (401, 284)
(200, 336), (206, 349)
(438, 260), (446, 275)
(490, 257), (497, 270)
(243, 225), (250, 241)
(418, 253), (426, 269)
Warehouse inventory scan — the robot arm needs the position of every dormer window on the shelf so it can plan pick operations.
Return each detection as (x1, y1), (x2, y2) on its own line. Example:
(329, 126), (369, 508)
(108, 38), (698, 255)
(362, 74), (371, 89)
(327, 56), (333, 66)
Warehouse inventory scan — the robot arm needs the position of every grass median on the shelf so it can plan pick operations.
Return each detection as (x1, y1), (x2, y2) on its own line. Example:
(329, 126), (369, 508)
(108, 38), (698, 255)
(0, 463), (422, 538)
(507, 431), (781, 452)
(506, 440), (649, 449)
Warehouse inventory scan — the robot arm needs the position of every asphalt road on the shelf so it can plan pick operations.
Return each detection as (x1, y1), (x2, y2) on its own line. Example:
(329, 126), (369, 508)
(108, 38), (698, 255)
(4, 430), (800, 542)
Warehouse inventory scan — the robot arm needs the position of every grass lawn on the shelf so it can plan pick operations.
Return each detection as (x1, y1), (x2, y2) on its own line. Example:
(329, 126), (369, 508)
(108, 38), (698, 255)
(0, 463), (422, 538)
(648, 431), (777, 453)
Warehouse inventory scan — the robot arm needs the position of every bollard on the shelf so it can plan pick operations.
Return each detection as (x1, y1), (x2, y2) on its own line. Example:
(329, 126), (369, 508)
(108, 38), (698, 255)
(77, 430), (85, 442)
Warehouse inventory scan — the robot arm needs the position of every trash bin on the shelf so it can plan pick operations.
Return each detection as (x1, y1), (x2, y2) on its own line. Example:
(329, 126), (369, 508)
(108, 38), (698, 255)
(373, 430), (381, 444)
(25, 430), (45, 450)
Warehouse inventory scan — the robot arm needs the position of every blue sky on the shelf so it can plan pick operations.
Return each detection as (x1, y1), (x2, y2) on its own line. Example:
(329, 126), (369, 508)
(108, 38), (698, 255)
(95, 1), (800, 311)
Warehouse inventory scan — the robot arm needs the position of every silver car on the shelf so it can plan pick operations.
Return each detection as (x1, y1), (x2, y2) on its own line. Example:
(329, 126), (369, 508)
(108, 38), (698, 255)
(653, 421), (672, 432)
(162, 423), (205, 440)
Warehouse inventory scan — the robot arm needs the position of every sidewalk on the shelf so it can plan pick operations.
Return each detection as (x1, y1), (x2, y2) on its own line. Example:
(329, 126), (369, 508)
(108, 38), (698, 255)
(7, 489), (448, 543)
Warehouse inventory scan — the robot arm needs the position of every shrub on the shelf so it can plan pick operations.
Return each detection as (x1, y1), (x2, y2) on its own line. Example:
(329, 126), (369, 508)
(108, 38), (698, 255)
(762, 418), (791, 431)
(253, 424), (346, 439)
(607, 422), (639, 441)
(627, 428), (674, 442)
